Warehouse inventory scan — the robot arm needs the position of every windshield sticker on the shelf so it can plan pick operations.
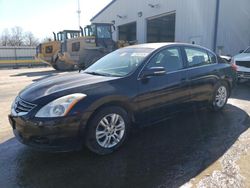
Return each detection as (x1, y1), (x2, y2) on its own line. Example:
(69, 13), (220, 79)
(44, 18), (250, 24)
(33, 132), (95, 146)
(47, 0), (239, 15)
(131, 53), (148, 57)
(120, 53), (127, 57)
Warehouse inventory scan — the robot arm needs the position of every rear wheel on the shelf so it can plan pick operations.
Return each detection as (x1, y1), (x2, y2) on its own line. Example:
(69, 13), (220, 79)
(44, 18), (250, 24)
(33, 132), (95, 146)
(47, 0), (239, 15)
(85, 106), (130, 155)
(210, 83), (229, 111)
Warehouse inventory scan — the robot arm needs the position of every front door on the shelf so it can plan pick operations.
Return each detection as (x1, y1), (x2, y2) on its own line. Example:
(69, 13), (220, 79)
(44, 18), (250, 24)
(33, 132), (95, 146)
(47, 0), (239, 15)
(136, 47), (191, 124)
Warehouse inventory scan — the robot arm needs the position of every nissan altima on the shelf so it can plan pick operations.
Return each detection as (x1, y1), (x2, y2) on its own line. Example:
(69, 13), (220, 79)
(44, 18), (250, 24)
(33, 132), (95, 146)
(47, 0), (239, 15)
(9, 43), (237, 155)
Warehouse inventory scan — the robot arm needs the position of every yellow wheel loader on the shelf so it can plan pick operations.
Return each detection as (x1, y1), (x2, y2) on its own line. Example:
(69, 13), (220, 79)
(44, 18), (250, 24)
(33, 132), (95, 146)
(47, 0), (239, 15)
(36, 23), (116, 71)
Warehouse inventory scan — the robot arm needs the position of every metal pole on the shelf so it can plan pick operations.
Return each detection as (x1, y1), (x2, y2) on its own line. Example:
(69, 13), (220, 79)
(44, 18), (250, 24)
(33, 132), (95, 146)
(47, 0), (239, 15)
(14, 47), (18, 68)
(77, 0), (81, 28)
(213, 0), (220, 52)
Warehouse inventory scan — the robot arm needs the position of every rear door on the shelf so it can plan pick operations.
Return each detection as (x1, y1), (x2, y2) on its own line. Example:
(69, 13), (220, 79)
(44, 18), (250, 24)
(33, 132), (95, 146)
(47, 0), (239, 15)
(182, 46), (219, 104)
(136, 46), (191, 123)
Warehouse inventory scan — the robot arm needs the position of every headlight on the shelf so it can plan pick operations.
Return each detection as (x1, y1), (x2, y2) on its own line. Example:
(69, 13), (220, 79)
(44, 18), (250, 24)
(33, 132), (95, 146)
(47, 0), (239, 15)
(35, 93), (86, 118)
(10, 97), (17, 114)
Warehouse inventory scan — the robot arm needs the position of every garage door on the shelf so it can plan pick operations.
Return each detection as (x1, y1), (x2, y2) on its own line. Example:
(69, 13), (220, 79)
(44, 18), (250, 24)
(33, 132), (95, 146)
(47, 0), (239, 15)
(147, 13), (176, 43)
(118, 22), (136, 42)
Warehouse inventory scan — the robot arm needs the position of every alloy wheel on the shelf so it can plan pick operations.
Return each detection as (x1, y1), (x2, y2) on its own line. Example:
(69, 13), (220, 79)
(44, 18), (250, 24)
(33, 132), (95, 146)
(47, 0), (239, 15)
(95, 113), (125, 148)
(215, 86), (227, 108)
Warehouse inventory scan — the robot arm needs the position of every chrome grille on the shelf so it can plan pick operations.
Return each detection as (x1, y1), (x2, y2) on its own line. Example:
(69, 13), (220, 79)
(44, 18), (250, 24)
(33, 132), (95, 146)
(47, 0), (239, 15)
(14, 97), (36, 114)
(238, 71), (250, 79)
(236, 61), (250, 68)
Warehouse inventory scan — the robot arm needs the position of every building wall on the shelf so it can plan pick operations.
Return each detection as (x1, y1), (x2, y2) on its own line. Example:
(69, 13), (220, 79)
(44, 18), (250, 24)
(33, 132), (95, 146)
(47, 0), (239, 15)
(217, 0), (250, 55)
(0, 46), (36, 60)
(92, 0), (250, 55)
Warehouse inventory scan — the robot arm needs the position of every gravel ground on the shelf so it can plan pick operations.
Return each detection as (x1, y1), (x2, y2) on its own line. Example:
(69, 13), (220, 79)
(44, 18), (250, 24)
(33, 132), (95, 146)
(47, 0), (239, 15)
(182, 82), (250, 188)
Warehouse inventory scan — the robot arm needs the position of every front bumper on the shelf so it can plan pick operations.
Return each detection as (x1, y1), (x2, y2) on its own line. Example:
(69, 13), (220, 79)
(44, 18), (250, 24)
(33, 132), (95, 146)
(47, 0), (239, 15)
(8, 115), (84, 152)
(237, 71), (250, 80)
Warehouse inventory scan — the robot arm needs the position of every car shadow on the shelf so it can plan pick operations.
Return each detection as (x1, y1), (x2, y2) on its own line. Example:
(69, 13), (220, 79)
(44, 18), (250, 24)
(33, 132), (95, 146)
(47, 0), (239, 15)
(10, 69), (78, 82)
(10, 70), (59, 77)
(0, 104), (249, 188)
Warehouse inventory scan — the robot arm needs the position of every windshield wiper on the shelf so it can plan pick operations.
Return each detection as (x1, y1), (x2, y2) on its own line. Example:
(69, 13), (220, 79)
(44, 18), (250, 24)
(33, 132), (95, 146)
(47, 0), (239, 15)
(84, 71), (121, 77)
(84, 71), (105, 76)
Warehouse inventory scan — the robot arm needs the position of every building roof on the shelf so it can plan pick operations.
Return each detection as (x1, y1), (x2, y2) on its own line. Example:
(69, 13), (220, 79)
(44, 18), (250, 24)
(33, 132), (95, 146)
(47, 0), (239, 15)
(90, 0), (117, 22)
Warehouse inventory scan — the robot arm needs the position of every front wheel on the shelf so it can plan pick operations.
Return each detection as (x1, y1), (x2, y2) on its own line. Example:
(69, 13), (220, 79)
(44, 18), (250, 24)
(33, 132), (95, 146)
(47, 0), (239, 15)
(85, 106), (130, 155)
(55, 60), (74, 71)
(210, 83), (229, 111)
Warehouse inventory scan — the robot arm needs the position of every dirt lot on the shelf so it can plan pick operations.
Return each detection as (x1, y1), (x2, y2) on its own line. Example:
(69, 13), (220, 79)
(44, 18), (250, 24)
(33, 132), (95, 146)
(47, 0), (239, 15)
(0, 67), (249, 188)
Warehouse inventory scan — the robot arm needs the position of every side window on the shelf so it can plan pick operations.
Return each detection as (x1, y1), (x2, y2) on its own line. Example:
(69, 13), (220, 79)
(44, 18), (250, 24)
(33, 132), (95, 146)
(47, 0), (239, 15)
(147, 47), (183, 72)
(184, 48), (210, 67)
(45, 46), (53, 54)
(72, 42), (80, 52)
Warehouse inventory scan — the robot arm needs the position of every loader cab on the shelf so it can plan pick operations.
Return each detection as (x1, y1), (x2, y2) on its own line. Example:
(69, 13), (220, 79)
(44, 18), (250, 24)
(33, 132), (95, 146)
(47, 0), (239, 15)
(85, 23), (116, 51)
(56, 30), (83, 53)
(56, 30), (82, 41)
(84, 23), (113, 38)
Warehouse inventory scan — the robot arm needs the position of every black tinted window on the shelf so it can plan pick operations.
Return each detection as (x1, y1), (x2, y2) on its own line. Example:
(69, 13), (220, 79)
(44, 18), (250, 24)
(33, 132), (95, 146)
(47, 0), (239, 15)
(45, 46), (53, 54)
(147, 47), (183, 72)
(72, 42), (80, 52)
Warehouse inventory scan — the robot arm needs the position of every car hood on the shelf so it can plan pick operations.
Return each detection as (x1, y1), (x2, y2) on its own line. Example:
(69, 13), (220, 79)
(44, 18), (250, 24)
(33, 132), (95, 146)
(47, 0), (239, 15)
(234, 53), (250, 61)
(19, 72), (119, 102)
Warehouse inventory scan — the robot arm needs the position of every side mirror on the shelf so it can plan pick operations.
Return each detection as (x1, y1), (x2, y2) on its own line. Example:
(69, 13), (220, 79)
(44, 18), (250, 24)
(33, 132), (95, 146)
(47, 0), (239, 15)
(239, 50), (244, 53)
(141, 67), (166, 79)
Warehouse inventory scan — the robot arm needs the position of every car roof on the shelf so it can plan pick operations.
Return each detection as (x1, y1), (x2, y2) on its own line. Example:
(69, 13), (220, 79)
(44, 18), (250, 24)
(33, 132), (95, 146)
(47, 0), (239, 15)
(124, 43), (175, 49)
(124, 42), (212, 52)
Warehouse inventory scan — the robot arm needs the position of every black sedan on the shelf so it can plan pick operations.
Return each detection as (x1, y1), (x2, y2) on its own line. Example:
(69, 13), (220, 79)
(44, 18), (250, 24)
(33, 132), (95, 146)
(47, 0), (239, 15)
(9, 43), (237, 155)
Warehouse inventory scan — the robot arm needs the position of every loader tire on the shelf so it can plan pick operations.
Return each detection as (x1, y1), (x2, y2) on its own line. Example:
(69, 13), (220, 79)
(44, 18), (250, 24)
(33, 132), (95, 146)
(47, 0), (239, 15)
(55, 60), (74, 71)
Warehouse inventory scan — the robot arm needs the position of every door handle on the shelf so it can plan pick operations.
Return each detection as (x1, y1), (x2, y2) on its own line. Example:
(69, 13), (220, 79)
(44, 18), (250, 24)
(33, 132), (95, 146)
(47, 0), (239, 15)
(181, 78), (189, 82)
(213, 69), (219, 73)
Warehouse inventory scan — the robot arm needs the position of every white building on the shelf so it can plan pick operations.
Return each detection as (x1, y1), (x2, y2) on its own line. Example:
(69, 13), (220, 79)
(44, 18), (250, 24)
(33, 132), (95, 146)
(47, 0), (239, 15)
(91, 0), (250, 55)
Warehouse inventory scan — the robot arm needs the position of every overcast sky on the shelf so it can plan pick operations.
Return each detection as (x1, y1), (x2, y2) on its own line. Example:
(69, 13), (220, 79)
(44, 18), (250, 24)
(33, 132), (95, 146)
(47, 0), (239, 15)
(0, 0), (112, 40)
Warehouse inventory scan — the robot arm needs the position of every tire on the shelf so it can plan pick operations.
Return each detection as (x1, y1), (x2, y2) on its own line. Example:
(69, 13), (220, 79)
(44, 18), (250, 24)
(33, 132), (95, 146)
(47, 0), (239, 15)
(85, 106), (130, 155)
(79, 50), (105, 70)
(51, 64), (59, 70)
(84, 53), (104, 68)
(55, 60), (74, 71)
(210, 82), (229, 111)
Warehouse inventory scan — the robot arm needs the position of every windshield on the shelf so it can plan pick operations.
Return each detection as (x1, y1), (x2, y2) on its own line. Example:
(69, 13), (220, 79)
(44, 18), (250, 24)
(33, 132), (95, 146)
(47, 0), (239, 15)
(96, 25), (112, 39)
(244, 47), (250, 53)
(84, 48), (154, 77)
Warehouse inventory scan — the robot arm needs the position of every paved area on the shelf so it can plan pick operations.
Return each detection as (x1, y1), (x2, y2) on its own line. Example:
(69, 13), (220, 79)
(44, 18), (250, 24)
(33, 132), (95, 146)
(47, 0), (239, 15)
(0, 67), (249, 188)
